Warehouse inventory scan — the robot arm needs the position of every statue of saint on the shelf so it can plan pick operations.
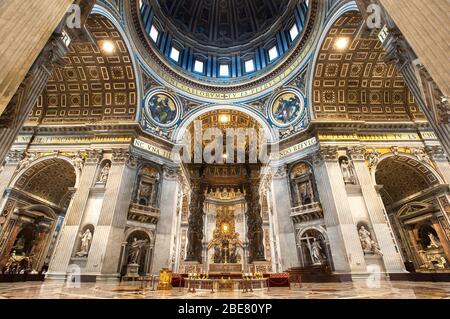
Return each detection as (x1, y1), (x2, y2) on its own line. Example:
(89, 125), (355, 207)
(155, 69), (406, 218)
(128, 238), (148, 264)
(76, 229), (93, 257)
(310, 239), (325, 265)
(427, 233), (440, 249)
(359, 226), (373, 253)
(340, 159), (354, 184)
(99, 163), (111, 183)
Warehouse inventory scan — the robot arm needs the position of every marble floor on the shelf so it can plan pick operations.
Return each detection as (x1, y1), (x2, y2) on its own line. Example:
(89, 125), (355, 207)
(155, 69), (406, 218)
(0, 281), (449, 299)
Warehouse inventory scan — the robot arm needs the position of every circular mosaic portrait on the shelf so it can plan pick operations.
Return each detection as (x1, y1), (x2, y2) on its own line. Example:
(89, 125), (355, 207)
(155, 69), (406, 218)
(269, 90), (305, 127)
(145, 90), (180, 127)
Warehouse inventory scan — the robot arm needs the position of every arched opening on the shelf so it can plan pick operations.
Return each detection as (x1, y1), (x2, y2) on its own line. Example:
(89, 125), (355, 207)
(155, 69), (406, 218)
(120, 230), (153, 278)
(0, 158), (76, 274)
(174, 108), (274, 274)
(375, 155), (450, 272)
(296, 228), (331, 271)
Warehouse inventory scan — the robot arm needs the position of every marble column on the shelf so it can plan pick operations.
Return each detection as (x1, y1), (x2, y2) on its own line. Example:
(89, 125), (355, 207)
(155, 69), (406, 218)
(150, 167), (180, 274)
(47, 150), (102, 278)
(270, 166), (298, 270)
(0, 33), (68, 165)
(85, 150), (137, 279)
(0, 0), (73, 116)
(348, 146), (406, 273)
(313, 147), (366, 273)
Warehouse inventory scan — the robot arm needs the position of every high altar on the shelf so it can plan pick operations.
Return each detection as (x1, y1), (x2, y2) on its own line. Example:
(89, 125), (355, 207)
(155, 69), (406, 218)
(206, 198), (244, 274)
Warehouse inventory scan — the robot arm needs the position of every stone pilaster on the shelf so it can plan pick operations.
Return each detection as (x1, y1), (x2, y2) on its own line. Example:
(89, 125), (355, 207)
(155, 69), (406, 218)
(85, 149), (137, 279)
(312, 146), (366, 273)
(47, 149), (102, 278)
(270, 165), (298, 270)
(151, 166), (180, 273)
(348, 146), (405, 273)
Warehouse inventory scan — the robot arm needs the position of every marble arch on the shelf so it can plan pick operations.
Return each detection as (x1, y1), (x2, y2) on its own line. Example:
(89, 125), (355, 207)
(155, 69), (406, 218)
(297, 225), (328, 242)
(10, 155), (80, 191)
(173, 104), (278, 144)
(372, 152), (445, 186)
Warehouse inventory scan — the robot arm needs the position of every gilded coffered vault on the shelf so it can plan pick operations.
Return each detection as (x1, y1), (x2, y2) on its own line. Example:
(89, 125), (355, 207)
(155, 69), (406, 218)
(312, 11), (425, 122)
(27, 14), (137, 125)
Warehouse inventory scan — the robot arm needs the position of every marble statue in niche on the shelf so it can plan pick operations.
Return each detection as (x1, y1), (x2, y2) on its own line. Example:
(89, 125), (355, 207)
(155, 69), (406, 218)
(427, 233), (440, 249)
(76, 229), (93, 257)
(128, 237), (148, 264)
(310, 238), (326, 265)
(98, 163), (111, 183)
(339, 157), (356, 184)
(358, 225), (383, 256)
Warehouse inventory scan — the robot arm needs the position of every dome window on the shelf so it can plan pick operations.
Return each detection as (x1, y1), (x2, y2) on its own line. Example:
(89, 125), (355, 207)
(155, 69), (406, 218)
(290, 24), (299, 40)
(245, 59), (255, 73)
(149, 25), (159, 43)
(170, 47), (180, 62)
(194, 60), (204, 73)
(219, 64), (230, 77)
(268, 46), (279, 62)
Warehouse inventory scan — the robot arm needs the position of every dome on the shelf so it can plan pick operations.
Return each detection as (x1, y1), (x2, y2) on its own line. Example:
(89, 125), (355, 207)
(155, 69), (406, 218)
(130, 0), (318, 101)
(156, 0), (291, 49)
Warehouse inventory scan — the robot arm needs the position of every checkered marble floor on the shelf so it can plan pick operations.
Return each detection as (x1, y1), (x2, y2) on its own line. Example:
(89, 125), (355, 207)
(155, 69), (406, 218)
(0, 281), (449, 299)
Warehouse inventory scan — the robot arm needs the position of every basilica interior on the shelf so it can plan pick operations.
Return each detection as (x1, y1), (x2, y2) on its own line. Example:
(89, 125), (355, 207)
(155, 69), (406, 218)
(0, 0), (449, 299)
